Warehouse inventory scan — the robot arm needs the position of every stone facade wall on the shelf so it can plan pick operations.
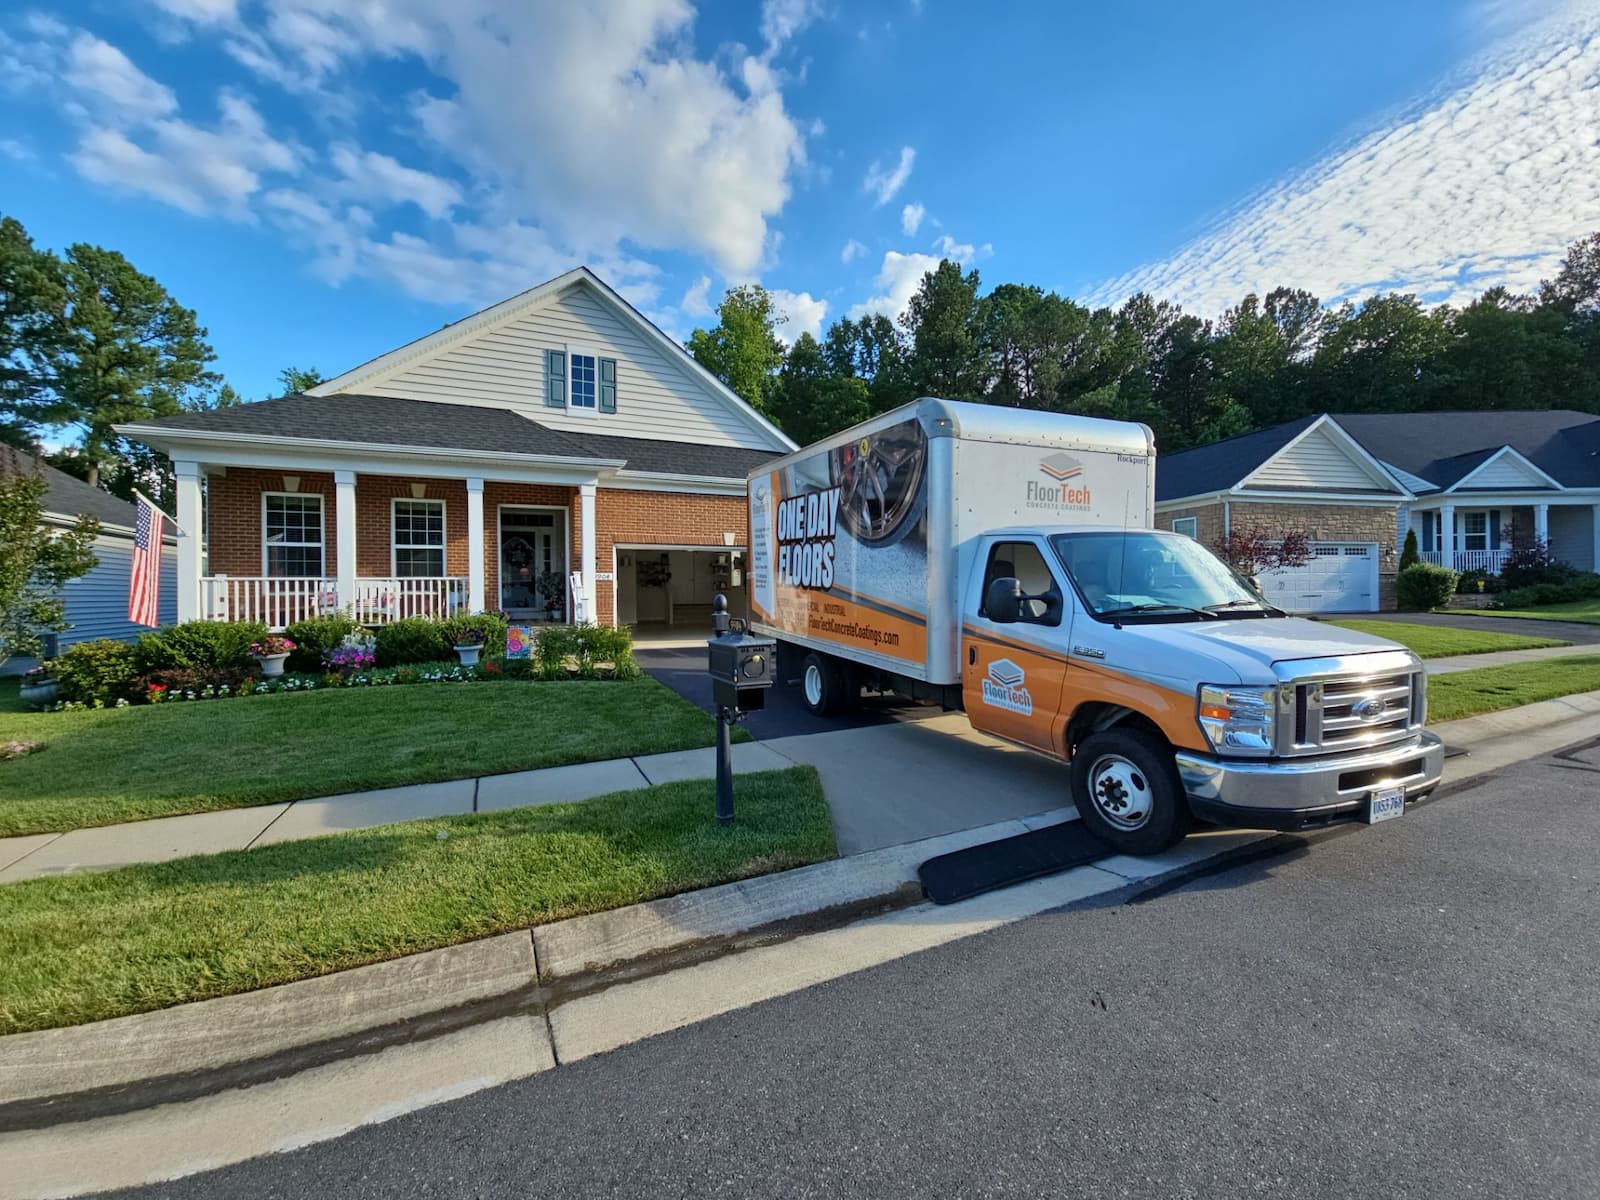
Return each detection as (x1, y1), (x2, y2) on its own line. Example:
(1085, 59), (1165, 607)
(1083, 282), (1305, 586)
(1153, 503), (1226, 546)
(1227, 500), (1401, 610)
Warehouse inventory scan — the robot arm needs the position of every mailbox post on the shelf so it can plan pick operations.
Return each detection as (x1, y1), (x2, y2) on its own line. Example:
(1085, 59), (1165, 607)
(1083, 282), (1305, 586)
(706, 593), (775, 825)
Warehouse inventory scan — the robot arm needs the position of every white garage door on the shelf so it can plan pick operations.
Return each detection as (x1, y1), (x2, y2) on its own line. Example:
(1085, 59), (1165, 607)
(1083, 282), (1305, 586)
(1260, 542), (1379, 613)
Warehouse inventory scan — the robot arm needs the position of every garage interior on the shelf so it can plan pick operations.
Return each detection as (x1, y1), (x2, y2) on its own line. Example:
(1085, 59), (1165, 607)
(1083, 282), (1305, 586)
(615, 546), (748, 637)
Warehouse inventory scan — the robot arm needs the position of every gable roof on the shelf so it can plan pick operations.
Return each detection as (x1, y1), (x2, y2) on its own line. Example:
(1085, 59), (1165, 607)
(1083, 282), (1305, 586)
(123, 393), (781, 481)
(1155, 416), (1318, 501)
(0, 444), (147, 534)
(1331, 410), (1600, 490)
(307, 267), (796, 453)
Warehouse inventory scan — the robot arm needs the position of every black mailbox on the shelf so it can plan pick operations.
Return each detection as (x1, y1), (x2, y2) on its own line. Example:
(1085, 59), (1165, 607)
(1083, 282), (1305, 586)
(707, 628), (776, 713)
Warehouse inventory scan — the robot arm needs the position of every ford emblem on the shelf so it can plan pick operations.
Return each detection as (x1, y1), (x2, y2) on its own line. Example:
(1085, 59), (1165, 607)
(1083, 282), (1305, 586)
(1351, 696), (1388, 721)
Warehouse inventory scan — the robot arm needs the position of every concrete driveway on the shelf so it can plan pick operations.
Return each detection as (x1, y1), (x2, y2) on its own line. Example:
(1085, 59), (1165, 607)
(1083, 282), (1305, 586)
(637, 646), (1069, 855)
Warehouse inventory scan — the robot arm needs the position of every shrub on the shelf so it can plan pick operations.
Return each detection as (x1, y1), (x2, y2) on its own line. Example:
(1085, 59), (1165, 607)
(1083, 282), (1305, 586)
(283, 615), (360, 672)
(1396, 563), (1458, 611)
(374, 617), (450, 666)
(439, 612), (508, 655)
(135, 620), (267, 676)
(136, 666), (250, 702)
(54, 639), (140, 705)
(1500, 535), (1580, 590)
(534, 623), (638, 679)
(1494, 574), (1600, 609)
(1399, 529), (1420, 572)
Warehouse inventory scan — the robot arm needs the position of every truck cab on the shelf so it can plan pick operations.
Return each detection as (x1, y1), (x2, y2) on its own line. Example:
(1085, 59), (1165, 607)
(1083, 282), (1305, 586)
(964, 525), (1445, 853)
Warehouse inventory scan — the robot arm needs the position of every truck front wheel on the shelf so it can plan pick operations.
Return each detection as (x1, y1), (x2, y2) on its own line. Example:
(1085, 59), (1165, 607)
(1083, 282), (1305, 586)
(1070, 728), (1190, 855)
(800, 652), (852, 716)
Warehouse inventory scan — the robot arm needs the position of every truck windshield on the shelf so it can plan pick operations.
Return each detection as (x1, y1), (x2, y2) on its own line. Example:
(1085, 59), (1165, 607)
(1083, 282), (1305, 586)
(1048, 531), (1272, 621)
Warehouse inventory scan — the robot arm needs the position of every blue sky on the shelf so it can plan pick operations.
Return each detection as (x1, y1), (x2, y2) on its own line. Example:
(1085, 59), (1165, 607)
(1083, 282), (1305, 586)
(2, 0), (1597, 403)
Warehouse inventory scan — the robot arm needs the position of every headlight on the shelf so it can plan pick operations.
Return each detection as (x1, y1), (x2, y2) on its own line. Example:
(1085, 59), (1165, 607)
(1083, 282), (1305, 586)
(1197, 684), (1276, 756)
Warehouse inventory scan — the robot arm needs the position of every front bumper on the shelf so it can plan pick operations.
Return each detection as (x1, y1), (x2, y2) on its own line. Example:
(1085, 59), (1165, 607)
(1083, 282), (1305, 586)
(1174, 732), (1446, 832)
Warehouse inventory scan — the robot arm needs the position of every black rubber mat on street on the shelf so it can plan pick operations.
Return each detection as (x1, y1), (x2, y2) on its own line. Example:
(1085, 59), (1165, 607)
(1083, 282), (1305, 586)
(918, 821), (1111, 905)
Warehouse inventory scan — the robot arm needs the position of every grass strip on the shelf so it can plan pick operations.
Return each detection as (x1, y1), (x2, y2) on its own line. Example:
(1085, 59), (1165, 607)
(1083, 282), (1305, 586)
(1328, 619), (1566, 658)
(1473, 600), (1600, 625)
(1427, 655), (1600, 723)
(0, 766), (834, 1036)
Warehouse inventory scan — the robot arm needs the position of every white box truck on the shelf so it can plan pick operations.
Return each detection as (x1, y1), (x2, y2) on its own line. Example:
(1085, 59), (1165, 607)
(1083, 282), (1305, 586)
(747, 398), (1444, 854)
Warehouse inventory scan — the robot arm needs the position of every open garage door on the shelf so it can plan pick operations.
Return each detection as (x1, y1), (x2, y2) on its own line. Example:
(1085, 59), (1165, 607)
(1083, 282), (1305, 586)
(1259, 542), (1379, 613)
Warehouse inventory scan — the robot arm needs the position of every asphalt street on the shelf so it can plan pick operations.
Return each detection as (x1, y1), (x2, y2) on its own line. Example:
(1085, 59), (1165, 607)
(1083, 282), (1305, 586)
(112, 743), (1600, 1199)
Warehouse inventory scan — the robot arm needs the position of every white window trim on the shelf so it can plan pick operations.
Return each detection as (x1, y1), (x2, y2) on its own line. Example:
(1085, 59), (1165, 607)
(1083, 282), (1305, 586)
(391, 496), (448, 578)
(1171, 516), (1198, 539)
(1463, 510), (1490, 552)
(261, 491), (326, 578)
(566, 343), (600, 414)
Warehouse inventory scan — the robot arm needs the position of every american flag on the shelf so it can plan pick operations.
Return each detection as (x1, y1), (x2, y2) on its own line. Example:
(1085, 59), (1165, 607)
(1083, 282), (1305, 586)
(129, 493), (165, 628)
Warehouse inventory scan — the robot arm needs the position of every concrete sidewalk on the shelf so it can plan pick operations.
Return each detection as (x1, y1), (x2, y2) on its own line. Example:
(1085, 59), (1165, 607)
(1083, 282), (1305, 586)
(1424, 642), (1597, 675)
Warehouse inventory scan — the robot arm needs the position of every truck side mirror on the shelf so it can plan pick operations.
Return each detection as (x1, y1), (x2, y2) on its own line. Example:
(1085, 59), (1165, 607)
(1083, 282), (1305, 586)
(985, 577), (1023, 623)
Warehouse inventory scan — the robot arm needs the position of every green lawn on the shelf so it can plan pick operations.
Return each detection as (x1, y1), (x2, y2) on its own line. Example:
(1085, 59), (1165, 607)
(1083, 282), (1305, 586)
(0, 679), (738, 837)
(0, 767), (834, 1035)
(1328, 619), (1567, 659)
(1427, 655), (1600, 723)
(1475, 599), (1600, 625)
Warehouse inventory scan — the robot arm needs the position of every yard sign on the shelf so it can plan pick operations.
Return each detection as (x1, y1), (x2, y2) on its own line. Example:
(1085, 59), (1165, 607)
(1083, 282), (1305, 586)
(506, 625), (533, 660)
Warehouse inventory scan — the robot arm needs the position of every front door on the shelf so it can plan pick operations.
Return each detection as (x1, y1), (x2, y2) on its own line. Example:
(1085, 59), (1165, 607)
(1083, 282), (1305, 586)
(961, 538), (1071, 753)
(499, 510), (564, 619)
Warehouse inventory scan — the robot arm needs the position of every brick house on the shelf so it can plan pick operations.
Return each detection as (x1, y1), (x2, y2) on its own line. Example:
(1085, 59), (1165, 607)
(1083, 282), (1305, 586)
(1154, 411), (1600, 612)
(119, 268), (793, 632)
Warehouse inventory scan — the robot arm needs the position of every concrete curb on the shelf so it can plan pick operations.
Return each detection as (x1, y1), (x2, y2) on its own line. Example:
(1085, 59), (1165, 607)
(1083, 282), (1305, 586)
(4, 693), (1598, 1130)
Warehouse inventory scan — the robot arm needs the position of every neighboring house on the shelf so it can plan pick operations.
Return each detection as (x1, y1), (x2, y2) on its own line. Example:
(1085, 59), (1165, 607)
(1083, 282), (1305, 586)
(0, 445), (177, 668)
(119, 267), (794, 633)
(1155, 411), (1600, 612)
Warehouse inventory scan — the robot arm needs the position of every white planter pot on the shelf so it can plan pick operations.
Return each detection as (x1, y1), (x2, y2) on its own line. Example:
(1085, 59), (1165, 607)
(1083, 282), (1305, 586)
(454, 645), (482, 667)
(255, 653), (290, 678)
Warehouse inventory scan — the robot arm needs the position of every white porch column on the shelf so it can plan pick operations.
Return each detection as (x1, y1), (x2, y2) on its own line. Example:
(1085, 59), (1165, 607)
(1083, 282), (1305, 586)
(579, 481), (597, 623)
(1440, 502), (1456, 570)
(466, 477), (485, 613)
(334, 470), (357, 611)
(1534, 502), (1550, 546)
(174, 460), (203, 623)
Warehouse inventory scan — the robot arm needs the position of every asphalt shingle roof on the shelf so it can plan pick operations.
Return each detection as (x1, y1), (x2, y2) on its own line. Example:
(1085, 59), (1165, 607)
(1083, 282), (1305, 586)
(1154, 416), (1318, 501)
(133, 393), (781, 481)
(1329, 410), (1600, 490)
(0, 444), (143, 532)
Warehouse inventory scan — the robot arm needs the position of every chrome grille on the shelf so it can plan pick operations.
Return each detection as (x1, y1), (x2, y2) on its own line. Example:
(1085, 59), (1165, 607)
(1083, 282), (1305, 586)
(1279, 658), (1425, 755)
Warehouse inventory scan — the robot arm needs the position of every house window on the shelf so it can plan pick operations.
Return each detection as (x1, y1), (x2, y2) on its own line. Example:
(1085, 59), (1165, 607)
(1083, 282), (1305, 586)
(570, 353), (597, 409)
(264, 494), (324, 577)
(1463, 512), (1488, 552)
(393, 499), (446, 577)
(1171, 517), (1198, 539)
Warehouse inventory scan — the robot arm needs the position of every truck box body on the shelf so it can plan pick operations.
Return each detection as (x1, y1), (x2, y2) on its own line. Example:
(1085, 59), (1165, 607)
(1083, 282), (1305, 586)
(747, 399), (1156, 685)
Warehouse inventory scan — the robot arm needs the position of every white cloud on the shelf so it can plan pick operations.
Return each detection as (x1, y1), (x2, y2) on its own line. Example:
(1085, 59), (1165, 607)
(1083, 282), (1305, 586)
(329, 144), (460, 219)
(0, 137), (35, 162)
(680, 274), (714, 318)
(864, 145), (915, 205)
(63, 33), (177, 122)
(150, 0), (239, 23)
(900, 202), (925, 235)
(1090, 10), (1600, 313)
(840, 238), (867, 264)
(760, 0), (824, 55)
(848, 250), (942, 320)
(932, 233), (990, 262)
(767, 287), (828, 344)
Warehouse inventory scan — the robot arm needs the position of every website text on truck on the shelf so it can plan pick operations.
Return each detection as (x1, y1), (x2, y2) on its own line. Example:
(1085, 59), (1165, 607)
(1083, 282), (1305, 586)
(746, 398), (1445, 855)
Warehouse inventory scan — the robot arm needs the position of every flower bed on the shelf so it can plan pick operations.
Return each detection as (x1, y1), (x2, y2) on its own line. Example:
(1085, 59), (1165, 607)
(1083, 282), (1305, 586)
(37, 619), (640, 711)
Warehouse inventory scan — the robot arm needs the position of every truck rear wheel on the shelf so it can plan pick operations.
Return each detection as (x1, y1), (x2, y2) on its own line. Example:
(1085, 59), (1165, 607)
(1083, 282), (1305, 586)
(800, 652), (852, 716)
(1070, 728), (1190, 855)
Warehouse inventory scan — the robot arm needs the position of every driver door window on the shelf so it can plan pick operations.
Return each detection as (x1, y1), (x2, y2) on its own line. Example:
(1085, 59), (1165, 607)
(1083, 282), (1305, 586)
(964, 539), (1070, 753)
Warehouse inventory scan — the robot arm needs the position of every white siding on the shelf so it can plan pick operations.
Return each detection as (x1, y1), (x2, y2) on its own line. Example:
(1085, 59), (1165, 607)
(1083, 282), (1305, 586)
(58, 535), (178, 647)
(1396, 503), (1412, 551)
(1548, 506), (1596, 572)
(364, 284), (780, 450)
(1246, 425), (1391, 491)
(1459, 451), (1549, 489)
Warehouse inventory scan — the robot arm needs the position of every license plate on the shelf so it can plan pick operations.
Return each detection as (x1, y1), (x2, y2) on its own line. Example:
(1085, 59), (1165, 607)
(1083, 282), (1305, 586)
(1367, 786), (1405, 824)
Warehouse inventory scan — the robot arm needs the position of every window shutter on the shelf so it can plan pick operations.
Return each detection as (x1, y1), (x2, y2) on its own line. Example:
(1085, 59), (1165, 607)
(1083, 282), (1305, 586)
(545, 350), (567, 408)
(599, 358), (618, 413)
(1489, 510), (1502, 550)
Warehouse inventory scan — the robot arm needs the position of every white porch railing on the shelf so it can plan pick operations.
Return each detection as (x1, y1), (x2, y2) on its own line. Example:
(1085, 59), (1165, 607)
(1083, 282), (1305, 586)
(349, 577), (470, 624)
(1419, 549), (1510, 573)
(201, 576), (469, 630)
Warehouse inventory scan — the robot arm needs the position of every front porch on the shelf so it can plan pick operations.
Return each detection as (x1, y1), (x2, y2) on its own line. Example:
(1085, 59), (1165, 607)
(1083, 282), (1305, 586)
(1410, 499), (1600, 575)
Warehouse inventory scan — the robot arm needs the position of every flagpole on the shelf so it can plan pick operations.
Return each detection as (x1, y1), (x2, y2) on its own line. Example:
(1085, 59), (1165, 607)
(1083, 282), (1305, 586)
(132, 487), (191, 538)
